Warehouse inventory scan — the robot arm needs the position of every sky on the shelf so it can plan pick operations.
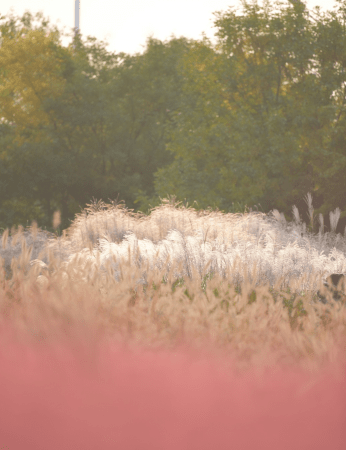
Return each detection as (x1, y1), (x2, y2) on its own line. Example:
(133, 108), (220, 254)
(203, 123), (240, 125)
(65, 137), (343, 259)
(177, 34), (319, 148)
(0, 0), (341, 58)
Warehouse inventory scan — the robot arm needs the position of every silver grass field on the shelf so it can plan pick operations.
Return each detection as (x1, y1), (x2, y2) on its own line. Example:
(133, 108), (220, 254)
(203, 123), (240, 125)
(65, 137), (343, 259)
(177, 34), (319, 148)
(0, 192), (346, 375)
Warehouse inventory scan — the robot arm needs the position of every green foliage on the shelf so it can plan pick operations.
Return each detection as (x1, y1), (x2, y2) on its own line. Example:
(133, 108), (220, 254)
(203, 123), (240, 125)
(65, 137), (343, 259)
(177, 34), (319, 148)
(0, 197), (46, 231)
(1, 2), (346, 235)
(0, 11), (200, 233)
(151, 0), (346, 224)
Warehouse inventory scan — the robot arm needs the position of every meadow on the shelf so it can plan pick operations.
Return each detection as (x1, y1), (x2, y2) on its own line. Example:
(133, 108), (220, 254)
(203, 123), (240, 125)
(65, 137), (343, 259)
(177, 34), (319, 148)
(0, 193), (345, 450)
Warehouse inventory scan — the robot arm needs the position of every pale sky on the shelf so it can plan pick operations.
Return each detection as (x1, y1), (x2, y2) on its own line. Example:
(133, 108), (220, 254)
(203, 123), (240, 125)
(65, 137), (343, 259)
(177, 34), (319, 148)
(0, 0), (340, 57)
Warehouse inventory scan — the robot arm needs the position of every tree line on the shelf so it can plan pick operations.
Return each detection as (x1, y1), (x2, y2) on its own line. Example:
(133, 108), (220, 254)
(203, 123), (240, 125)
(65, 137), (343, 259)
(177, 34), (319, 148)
(1, 0), (346, 237)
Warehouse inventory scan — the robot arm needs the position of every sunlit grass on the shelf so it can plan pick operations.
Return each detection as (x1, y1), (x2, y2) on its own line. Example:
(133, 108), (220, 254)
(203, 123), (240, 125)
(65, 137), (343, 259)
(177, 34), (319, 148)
(0, 192), (345, 374)
(0, 193), (345, 449)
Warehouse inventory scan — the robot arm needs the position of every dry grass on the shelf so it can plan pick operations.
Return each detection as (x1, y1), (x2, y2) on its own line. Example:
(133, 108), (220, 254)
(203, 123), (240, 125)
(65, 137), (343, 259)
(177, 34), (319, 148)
(0, 194), (345, 377)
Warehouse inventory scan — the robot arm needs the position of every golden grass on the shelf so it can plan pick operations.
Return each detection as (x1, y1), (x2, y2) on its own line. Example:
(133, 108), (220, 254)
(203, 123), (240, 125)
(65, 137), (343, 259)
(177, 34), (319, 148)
(0, 195), (345, 377)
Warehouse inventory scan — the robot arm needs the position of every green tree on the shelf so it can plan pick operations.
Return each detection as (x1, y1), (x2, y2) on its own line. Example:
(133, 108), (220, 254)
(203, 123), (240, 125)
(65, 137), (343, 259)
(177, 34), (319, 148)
(0, 10), (201, 232)
(0, 11), (78, 232)
(303, 0), (346, 225)
(150, 0), (346, 230)
(2, 2), (346, 238)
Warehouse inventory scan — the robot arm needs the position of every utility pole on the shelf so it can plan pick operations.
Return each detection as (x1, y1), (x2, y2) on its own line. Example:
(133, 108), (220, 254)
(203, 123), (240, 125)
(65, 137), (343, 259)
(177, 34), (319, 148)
(73, 0), (80, 53)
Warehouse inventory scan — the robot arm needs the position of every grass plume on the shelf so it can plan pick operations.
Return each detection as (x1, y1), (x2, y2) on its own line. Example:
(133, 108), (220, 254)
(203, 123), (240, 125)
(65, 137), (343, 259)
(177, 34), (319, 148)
(0, 193), (345, 449)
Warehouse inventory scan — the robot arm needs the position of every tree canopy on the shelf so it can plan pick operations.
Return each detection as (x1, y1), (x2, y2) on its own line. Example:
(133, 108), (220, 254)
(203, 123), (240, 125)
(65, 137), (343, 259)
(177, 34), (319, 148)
(1, 1), (346, 236)
(152, 0), (346, 232)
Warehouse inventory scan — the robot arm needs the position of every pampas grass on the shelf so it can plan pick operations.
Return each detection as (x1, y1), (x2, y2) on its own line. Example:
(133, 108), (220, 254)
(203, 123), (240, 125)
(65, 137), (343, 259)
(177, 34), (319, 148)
(0, 193), (345, 450)
(0, 193), (346, 369)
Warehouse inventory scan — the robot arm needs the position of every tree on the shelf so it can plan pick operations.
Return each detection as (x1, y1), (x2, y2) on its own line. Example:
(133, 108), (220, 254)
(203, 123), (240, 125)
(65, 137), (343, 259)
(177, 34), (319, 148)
(0, 11), (78, 231)
(2, 2), (346, 238)
(149, 0), (346, 230)
(0, 10), (201, 232)
(0, 24), (68, 144)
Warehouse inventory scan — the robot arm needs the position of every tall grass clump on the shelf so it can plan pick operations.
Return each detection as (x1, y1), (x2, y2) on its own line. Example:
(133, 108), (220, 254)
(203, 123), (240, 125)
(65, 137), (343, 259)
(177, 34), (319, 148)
(0, 193), (345, 450)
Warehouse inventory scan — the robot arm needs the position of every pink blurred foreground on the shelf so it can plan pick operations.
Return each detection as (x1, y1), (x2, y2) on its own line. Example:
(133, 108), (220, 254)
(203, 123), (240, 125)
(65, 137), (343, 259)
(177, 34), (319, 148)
(0, 323), (345, 450)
